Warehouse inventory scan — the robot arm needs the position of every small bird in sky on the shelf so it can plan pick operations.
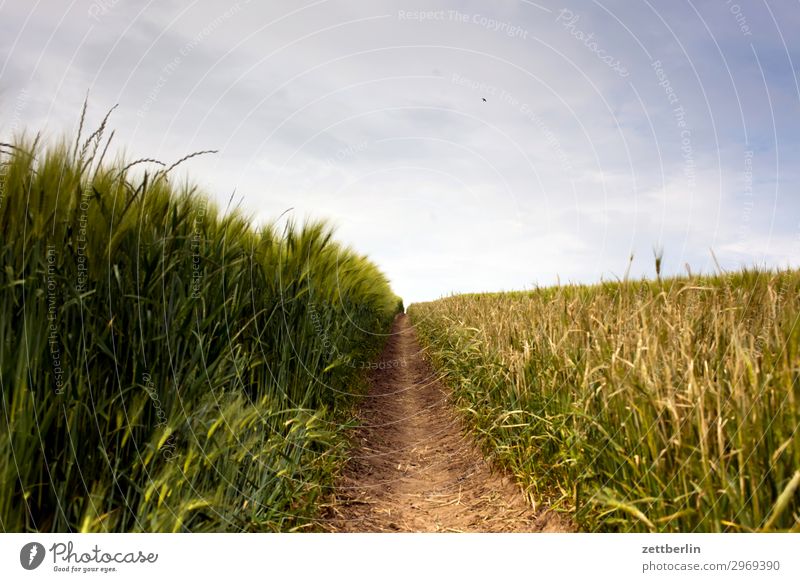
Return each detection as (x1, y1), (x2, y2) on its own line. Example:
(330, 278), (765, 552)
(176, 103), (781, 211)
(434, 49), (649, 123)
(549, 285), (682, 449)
(482, 98), (487, 102)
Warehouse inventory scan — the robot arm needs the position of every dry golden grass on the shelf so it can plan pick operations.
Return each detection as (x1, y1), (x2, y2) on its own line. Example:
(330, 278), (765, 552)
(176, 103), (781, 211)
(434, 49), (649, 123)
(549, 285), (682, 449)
(409, 269), (800, 532)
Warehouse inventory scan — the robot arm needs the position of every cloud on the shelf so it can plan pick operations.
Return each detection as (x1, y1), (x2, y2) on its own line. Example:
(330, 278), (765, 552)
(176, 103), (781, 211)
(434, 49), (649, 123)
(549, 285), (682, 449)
(2, 0), (799, 303)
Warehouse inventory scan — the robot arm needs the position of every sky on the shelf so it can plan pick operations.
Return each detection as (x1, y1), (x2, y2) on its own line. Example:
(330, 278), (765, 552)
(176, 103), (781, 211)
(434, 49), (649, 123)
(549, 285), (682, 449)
(1, 0), (799, 304)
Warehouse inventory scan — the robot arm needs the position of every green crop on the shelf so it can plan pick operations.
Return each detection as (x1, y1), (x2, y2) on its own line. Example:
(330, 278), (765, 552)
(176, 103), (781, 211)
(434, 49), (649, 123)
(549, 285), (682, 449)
(0, 115), (401, 532)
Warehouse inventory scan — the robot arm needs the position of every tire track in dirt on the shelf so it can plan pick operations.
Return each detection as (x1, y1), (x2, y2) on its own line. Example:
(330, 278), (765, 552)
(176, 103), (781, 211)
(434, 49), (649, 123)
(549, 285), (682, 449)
(323, 314), (567, 532)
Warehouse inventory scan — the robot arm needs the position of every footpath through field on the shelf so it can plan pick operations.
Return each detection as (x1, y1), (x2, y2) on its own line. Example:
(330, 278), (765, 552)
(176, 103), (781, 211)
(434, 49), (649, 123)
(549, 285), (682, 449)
(323, 314), (566, 532)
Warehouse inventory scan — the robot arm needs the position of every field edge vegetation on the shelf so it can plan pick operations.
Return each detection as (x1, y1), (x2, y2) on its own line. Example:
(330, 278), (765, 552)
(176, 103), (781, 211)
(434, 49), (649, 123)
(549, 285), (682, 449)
(409, 270), (800, 532)
(0, 121), (402, 532)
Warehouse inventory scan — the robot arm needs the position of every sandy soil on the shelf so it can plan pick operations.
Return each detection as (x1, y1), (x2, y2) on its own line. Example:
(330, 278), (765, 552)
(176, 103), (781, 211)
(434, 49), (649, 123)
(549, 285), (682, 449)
(322, 314), (568, 532)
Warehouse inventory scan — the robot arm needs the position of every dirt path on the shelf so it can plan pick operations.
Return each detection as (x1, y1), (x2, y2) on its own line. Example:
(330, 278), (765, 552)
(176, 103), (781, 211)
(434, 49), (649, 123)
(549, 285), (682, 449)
(323, 314), (566, 532)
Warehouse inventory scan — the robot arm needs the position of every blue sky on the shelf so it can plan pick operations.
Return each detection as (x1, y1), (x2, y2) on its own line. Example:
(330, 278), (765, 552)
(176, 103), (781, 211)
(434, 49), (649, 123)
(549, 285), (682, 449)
(2, 0), (799, 303)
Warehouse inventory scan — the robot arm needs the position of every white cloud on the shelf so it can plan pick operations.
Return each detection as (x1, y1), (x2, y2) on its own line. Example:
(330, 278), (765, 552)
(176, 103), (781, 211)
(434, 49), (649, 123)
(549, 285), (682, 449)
(2, 0), (799, 303)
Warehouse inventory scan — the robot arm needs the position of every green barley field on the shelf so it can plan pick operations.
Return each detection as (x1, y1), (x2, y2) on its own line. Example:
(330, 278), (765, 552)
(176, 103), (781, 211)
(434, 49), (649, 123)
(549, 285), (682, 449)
(3, 117), (798, 534)
(409, 271), (800, 532)
(0, 120), (401, 532)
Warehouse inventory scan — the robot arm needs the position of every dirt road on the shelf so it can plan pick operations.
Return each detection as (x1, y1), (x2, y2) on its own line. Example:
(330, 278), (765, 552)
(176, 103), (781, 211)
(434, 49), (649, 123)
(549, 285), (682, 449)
(323, 314), (566, 532)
